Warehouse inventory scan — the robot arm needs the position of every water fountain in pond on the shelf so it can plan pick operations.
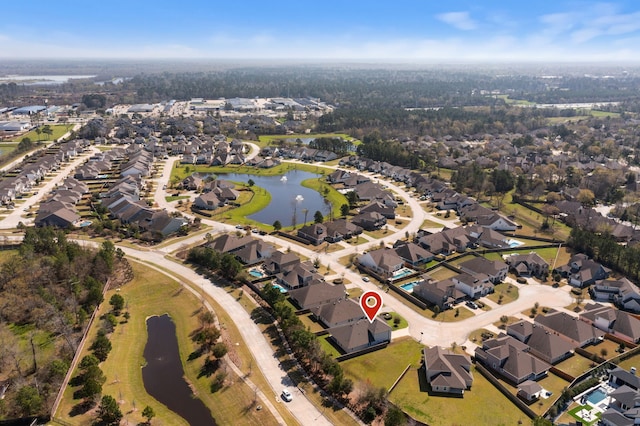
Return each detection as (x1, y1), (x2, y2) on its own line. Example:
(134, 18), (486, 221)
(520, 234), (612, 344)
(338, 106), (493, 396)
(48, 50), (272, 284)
(295, 195), (304, 201)
(280, 176), (287, 182)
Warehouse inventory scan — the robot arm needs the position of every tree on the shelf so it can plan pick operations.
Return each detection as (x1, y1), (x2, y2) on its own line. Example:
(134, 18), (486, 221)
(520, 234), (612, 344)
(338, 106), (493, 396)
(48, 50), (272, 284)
(384, 405), (406, 426)
(314, 210), (324, 224)
(577, 188), (596, 207)
(42, 124), (53, 140)
(247, 178), (255, 187)
(340, 203), (350, 217)
(142, 405), (156, 424)
(16, 385), (43, 416)
(90, 331), (112, 362)
(212, 342), (228, 359)
(272, 220), (282, 231)
(109, 294), (125, 315)
(97, 395), (122, 426)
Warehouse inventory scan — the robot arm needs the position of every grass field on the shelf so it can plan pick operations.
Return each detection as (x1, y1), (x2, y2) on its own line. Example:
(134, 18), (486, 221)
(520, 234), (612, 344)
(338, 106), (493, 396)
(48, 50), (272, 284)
(341, 338), (423, 391)
(385, 312), (409, 330)
(0, 142), (19, 156)
(257, 133), (358, 148)
(55, 261), (277, 426)
(8, 124), (73, 142)
(555, 353), (597, 378)
(389, 366), (527, 426)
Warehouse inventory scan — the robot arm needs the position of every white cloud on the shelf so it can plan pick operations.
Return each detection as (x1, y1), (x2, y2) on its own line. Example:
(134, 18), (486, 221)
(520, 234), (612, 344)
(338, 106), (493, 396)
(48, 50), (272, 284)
(436, 11), (477, 31)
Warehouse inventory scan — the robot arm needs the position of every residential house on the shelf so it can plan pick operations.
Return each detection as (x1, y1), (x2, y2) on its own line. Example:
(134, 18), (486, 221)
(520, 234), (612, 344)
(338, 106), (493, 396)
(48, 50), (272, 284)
(517, 380), (544, 402)
(452, 273), (494, 299)
(413, 277), (466, 311)
(534, 311), (604, 347)
(591, 278), (640, 313)
(351, 211), (386, 231)
(193, 192), (223, 210)
(554, 254), (610, 288)
(234, 240), (276, 265)
(329, 318), (391, 354)
(392, 241), (435, 266)
(476, 213), (519, 231)
(474, 334), (551, 385)
(288, 281), (346, 310)
(324, 219), (362, 242)
(417, 226), (473, 255)
(35, 202), (80, 228)
(208, 234), (255, 254)
(357, 248), (405, 279)
(359, 201), (396, 219)
(275, 262), (323, 289)
(580, 303), (640, 344)
(297, 223), (328, 245)
(312, 299), (365, 328)
(505, 253), (550, 278)
(181, 175), (204, 191)
(422, 346), (473, 395)
(263, 251), (301, 275)
(506, 321), (575, 364)
(458, 256), (508, 284)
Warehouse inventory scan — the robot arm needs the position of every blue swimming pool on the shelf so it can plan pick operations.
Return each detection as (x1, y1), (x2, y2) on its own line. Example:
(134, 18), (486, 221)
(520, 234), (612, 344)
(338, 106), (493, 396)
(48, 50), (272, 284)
(272, 283), (288, 293)
(400, 281), (420, 293)
(507, 239), (524, 248)
(249, 269), (265, 278)
(586, 387), (607, 405)
(393, 267), (415, 280)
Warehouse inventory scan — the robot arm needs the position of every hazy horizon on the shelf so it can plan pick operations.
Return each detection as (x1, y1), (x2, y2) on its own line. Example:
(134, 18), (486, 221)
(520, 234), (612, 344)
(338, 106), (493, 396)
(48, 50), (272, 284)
(1, 1), (640, 62)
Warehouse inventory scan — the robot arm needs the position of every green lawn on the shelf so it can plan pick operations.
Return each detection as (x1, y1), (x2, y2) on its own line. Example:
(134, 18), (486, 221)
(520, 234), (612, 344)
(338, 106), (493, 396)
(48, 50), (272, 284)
(554, 353), (597, 378)
(0, 142), (19, 156)
(257, 133), (358, 148)
(389, 366), (527, 426)
(165, 195), (191, 202)
(55, 261), (277, 426)
(300, 176), (348, 221)
(429, 306), (477, 322)
(341, 338), (423, 391)
(212, 186), (272, 228)
(9, 124), (73, 142)
(427, 267), (458, 281)
(568, 404), (601, 426)
(318, 335), (342, 358)
(384, 312), (409, 330)
(486, 282), (519, 305)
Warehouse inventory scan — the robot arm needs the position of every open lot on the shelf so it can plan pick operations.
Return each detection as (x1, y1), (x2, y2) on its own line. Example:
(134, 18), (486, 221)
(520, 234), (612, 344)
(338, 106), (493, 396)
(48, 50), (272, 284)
(389, 365), (527, 426)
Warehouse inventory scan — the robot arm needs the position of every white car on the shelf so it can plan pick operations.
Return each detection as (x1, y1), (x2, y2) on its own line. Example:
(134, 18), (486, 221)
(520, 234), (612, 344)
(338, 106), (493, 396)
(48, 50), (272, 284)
(362, 276), (370, 282)
(281, 389), (293, 402)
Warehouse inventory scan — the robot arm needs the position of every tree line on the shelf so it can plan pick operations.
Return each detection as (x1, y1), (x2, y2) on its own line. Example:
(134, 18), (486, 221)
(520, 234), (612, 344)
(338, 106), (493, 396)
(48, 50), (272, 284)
(0, 228), (116, 420)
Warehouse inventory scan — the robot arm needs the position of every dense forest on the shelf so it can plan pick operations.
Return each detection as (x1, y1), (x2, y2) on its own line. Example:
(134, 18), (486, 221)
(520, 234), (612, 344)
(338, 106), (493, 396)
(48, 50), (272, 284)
(0, 228), (118, 420)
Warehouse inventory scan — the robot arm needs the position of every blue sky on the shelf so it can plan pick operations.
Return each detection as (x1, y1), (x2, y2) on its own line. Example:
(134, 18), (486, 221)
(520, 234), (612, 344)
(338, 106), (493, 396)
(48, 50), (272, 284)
(1, 1), (640, 61)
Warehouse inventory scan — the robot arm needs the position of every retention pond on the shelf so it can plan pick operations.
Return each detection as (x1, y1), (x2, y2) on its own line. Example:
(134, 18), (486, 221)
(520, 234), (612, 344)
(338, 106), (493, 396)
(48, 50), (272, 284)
(142, 314), (216, 425)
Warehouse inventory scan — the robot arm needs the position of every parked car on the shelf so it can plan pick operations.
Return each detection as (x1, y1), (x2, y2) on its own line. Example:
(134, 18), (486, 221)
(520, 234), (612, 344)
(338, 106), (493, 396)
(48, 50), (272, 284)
(466, 301), (478, 309)
(281, 389), (293, 402)
(362, 276), (370, 282)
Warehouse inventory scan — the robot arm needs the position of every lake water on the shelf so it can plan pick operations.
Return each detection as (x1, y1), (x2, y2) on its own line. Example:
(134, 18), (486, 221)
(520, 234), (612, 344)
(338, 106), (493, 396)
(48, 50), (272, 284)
(142, 314), (216, 425)
(0, 75), (97, 85)
(220, 170), (332, 226)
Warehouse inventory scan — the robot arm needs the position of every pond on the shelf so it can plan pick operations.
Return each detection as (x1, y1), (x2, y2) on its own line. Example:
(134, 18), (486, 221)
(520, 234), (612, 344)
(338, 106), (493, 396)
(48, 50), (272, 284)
(142, 314), (216, 425)
(220, 170), (331, 226)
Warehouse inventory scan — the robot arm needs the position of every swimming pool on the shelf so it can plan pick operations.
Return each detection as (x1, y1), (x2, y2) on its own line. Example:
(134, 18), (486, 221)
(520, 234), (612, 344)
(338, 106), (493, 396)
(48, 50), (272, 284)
(393, 267), (415, 280)
(585, 387), (608, 406)
(272, 283), (288, 293)
(249, 269), (265, 278)
(400, 281), (421, 293)
(76, 220), (92, 227)
(507, 239), (524, 248)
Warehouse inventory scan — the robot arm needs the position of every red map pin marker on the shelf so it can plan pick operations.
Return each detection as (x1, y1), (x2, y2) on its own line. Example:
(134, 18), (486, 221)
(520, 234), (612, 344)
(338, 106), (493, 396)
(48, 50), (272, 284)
(360, 291), (383, 323)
